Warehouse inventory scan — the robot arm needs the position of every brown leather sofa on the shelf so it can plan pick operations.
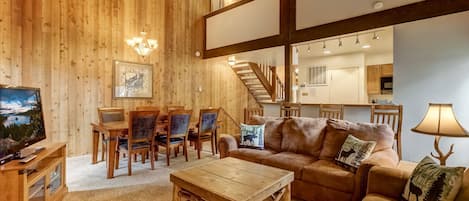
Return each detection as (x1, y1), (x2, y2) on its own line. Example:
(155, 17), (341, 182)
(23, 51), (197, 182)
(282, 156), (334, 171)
(363, 163), (469, 201)
(219, 116), (399, 201)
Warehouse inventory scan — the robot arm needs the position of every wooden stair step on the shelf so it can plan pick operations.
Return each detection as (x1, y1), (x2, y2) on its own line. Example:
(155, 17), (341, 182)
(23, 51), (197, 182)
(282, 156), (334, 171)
(232, 64), (251, 71)
(256, 96), (272, 101)
(240, 76), (258, 80)
(251, 91), (269, 96)
(236, 70), (254, 74)
(245, 81), (261, 85)
(249, 88), (268, 92)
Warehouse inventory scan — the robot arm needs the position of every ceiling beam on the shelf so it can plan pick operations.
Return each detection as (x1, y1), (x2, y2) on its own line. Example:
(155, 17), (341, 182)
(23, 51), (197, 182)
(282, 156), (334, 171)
(203, 0), (469, 59)
(291, 0), (469, 44)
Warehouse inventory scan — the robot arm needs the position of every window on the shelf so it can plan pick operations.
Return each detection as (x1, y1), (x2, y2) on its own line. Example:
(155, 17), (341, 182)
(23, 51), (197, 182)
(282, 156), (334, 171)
(309, 66), (327, 85)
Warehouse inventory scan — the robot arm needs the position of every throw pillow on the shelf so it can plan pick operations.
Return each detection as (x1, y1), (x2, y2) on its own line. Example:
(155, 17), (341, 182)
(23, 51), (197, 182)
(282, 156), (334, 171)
(239, 123), (265, 149)
(335, 135), (376, 172)
(402, 156), (465, 201)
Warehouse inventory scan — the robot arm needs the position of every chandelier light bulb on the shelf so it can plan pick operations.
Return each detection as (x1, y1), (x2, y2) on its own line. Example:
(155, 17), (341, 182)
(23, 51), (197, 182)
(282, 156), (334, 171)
(322, 41), (326, 49)
(307, 45), (311, 53)
(126, 31), (158, 57)
(338, 38), (343, 47)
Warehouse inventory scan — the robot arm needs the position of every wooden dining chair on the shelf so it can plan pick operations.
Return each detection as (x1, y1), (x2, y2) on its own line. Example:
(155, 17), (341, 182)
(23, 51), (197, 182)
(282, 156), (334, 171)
(280, 102), (301, 118)
(97, 107), (125, 161)
(167, 105), (184, 112)
(136, 106), (160, 111)
(244, 107), (264, 123)
(370, 105), (403, 159)
(115, 110), (159, 176)
(188, 108), (219, 159)
(155, 110), (192, 166)
(319, 104), (344, 119)
(136, 106), (161, 159)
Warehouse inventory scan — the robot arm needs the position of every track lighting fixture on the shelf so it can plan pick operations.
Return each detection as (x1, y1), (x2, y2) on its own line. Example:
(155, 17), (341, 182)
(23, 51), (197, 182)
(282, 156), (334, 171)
(372, 32), (380, 40)
(355, 35), (360, 45)
(295, 29), (387, 55)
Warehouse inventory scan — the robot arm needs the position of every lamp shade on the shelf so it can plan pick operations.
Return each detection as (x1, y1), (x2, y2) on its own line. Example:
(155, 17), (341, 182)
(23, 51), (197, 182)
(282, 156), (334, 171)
(412, 103), (469, 137)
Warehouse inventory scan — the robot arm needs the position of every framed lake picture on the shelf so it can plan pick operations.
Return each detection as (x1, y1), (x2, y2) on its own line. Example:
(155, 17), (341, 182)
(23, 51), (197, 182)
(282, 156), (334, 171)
(112, 60), (153, 98)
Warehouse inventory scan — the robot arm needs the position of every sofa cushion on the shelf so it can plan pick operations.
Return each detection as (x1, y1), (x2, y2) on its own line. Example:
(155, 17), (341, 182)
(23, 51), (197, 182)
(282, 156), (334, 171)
(402, 156), (465, 201)
(363, 194), (399, 201)
(302, 160), (355, 193)
(229, 148), (277, 163)
(281, 117), (327, 157)
(319, 119), (395, 160)
(249, 116), (284, 152)
(336, 135), (376, 172)
(262, 152), (317, 179)
(239, 123), (265, 149)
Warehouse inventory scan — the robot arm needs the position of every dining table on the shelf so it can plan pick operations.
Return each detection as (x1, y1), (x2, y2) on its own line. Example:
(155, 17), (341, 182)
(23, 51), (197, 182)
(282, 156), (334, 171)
(90, 116), (222, 179)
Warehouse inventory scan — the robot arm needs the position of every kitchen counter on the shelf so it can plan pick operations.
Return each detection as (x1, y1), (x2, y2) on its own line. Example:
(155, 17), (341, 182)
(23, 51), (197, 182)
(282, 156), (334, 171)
(260, 102), (377, 107)
(260, 102), (385, 122)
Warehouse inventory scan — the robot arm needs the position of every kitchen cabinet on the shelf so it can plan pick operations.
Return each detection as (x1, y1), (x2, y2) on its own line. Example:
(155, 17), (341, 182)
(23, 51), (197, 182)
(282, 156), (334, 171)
(381, 64), (393, 77)
(367, 64), (393, 95)
(367, 65), (381, 95)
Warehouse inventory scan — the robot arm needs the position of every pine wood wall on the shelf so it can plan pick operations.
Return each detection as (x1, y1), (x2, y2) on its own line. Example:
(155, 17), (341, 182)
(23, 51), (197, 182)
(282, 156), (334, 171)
(0, 0), (256, 156)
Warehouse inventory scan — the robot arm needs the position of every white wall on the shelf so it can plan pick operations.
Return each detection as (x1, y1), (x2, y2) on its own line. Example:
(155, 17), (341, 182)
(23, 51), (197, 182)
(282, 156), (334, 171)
(394, 11), (469, 166)
(365, 52), (393, 66)
(206, 0), (280, 50)
(298, 53), (367, 103)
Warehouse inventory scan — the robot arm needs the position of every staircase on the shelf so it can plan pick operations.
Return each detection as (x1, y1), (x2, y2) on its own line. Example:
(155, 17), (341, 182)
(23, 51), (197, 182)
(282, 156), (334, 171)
(232, 62), (285, 103)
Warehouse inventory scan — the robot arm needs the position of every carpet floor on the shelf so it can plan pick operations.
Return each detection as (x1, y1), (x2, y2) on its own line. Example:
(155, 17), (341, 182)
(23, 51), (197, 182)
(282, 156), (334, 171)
(64, 147), (218, 201)
(63, 147), (300, 201)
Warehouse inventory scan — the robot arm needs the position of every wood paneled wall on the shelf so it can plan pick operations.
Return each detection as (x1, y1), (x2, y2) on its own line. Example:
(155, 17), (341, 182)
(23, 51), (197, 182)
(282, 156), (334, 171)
(0, 0), (256, 156)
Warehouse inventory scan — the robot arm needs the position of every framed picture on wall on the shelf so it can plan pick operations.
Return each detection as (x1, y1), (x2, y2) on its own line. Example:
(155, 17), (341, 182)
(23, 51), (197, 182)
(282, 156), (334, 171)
(112, 60), (153, 98)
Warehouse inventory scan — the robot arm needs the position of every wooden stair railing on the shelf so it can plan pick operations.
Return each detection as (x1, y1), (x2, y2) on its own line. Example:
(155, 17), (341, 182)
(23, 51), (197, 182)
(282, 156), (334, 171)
(231, 62), (285, 103)
(218, 107), (241, 134)
(249, 62), (274, 96)
(249, 62), (285, 102)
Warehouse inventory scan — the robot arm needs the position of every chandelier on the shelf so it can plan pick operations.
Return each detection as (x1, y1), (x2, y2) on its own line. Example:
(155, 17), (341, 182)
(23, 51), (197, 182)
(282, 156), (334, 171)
(126, 31), (158, 57)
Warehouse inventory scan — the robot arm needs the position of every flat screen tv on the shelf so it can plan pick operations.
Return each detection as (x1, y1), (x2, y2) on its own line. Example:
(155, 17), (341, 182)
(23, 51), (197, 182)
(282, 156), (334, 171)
(0, 86), (46, 159)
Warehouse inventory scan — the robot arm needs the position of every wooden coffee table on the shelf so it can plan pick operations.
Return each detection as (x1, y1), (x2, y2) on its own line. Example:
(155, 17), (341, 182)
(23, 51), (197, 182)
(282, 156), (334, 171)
(170, 157), (294, 201)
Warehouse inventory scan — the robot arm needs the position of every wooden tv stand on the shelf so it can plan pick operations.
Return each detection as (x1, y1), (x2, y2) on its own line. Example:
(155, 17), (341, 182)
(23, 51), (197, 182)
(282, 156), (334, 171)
(0, 143), (68, 201)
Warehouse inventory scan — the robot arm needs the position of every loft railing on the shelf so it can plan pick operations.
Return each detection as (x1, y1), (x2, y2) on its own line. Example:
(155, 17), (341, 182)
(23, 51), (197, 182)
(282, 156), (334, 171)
(210, 0), (250, 12)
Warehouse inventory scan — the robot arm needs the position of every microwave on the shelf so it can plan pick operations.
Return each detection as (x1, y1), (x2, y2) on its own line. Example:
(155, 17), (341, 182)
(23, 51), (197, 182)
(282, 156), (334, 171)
(380, 77), (393, 94)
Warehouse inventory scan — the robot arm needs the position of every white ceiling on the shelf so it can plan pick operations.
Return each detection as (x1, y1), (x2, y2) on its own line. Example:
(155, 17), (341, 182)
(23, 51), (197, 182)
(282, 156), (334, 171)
(296, 0), (424, 30)
(295, 26), (393, 58)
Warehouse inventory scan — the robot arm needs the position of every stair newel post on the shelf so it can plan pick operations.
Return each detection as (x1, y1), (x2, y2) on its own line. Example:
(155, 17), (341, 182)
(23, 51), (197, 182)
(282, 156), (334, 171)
(271, 67), (277, 102)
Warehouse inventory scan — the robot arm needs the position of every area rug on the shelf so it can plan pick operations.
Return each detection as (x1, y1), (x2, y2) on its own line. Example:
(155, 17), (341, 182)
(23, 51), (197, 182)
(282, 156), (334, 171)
(64, 183), (172, 201)
(64, 147), (218, 201)
(64, 148), (300, 201)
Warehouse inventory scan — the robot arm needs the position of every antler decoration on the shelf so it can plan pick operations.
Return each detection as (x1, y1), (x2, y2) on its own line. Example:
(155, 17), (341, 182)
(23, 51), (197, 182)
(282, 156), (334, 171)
(430, 136), (454, 166)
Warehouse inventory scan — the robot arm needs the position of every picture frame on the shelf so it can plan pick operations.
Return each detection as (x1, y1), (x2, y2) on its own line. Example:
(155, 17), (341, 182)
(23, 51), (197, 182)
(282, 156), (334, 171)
(112, 60), (153, 99)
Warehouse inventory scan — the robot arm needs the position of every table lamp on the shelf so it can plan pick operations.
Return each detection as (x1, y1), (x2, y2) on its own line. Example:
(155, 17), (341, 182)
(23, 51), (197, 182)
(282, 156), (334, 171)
(412, 103), (469, 165)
